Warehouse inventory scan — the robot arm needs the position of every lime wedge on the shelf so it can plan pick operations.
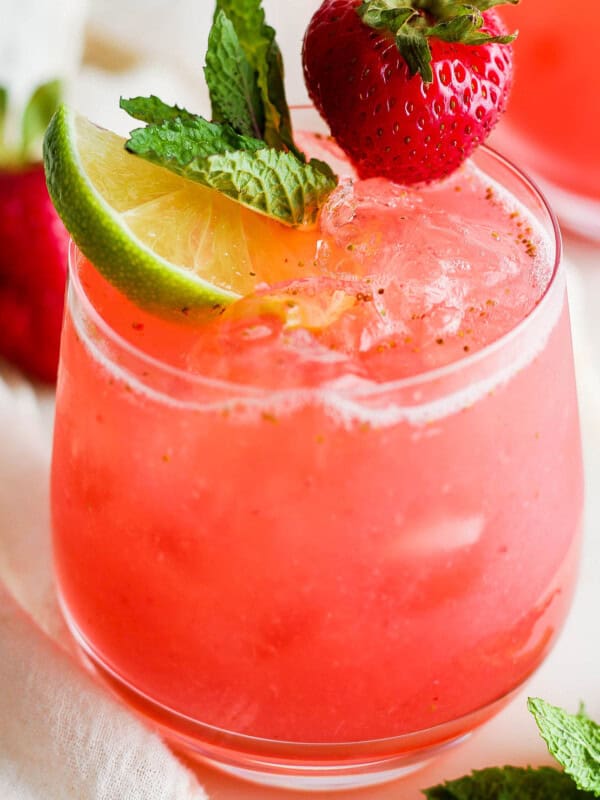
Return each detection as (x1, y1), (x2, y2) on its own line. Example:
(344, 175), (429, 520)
(43, 106), (321, 315)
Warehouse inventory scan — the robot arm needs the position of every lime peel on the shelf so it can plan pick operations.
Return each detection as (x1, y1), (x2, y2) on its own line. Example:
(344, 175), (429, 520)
(44, 105), (242, 317)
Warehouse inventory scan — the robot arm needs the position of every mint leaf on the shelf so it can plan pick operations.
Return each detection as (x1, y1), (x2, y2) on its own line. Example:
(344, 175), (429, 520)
(205, 10), (264, 138)
(120, 95), (198, 125)
(126, 115), (264, 160)
(21, 79), (61, 159)
(528, 698), (600, 796)
(181, 149), (335, 226)
(214, 0), (300, 157)
(423, 765), (596, 798)
(126, 124), (336, 226)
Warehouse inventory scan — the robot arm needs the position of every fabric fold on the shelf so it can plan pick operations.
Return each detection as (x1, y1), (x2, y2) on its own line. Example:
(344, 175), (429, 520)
(0, 367), (207, 800)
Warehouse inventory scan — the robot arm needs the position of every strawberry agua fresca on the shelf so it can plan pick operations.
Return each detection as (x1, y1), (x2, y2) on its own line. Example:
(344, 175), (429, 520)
(48, 0), (583, 791)
(53, 144), (582, 787)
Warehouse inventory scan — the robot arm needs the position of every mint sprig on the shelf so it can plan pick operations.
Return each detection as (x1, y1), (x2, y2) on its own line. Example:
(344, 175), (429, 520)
(528, 698), (600, 796)
(357, 0), (517, 83)
(423, 699), (600, 798)
(124, 114), (334, 225)
(121, 0), (337, 227)
(423, 765), (595, 798)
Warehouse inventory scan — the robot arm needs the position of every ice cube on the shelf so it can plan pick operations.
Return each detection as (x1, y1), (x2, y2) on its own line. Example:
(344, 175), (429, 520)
(390, 514), (485, 557)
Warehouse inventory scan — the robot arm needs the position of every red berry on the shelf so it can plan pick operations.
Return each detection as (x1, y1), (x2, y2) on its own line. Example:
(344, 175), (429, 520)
(303, 0), (513, 185)
(0, 164), (69, 383)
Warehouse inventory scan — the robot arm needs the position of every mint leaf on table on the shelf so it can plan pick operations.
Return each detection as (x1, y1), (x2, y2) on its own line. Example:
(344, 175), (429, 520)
(528, 698), (600, 796)
(213, 0), (301, 158)
(125, 124), (335, 226)
(120, 95), (198, 125)
(423, 765), (597, 798)
(205, 10), (264, 139)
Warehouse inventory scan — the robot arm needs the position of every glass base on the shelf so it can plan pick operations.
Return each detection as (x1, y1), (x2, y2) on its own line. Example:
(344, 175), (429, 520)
(199, 756), (449, 791)
(81, 642), (472, 790)
(60, 601), (524, 792)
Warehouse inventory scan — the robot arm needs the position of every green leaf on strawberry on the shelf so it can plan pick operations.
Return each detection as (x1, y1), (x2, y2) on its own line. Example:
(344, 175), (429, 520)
(357, 0), (517, 82)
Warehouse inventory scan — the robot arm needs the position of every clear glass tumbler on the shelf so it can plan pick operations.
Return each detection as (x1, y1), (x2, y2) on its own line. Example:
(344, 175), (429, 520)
(51, 145), (583, 790)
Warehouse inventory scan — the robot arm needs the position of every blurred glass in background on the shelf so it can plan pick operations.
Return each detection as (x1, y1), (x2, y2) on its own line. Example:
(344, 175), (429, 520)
(493, 2), (600, 241)
(0, 0), (88, 151)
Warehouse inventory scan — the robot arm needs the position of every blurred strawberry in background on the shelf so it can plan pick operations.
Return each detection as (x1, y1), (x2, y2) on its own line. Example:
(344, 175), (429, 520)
(0, 81), (70, 382)
(0, 0), (87, 382)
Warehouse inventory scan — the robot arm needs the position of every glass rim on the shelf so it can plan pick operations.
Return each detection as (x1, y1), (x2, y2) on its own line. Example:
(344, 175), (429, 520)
(68, 143), (563, 401)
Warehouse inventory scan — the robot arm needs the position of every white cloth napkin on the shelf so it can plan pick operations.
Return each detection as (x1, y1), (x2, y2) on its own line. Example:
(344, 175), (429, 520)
(0, 367), (208, 800)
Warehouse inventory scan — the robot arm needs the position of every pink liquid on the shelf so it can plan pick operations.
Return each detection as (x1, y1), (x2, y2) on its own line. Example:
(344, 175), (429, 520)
(52, 147), (582, 759)
(496, 1), (600, 203)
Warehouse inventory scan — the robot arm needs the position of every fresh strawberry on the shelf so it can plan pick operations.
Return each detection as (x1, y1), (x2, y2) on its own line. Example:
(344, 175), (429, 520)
(0, 164), (69, 382)
(303, 0), (515, 185)
(0, 80), (68, 383)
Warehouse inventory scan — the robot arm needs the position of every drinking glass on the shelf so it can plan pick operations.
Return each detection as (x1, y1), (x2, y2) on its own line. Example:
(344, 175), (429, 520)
(51, 142), (583, 790)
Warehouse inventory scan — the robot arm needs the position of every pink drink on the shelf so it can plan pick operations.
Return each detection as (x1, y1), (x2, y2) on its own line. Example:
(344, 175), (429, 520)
(494, 1), (600, 239)
(51, 144), (583, 789)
